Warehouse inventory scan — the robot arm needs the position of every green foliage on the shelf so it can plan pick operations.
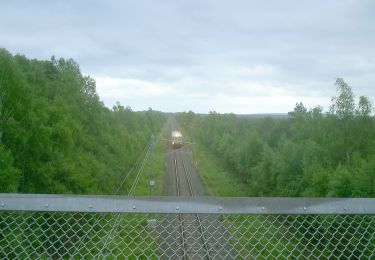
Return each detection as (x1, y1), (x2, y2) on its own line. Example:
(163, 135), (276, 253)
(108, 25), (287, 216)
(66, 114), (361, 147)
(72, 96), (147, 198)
(352, 157), (375, 197)
(0, 145), (20, 192)
(328, 165), (353, 197)
(330, 78), (355, 119)
(0, 48), (165, 194)
(177, 79), (374, 197)
(357, 95), (372, 117)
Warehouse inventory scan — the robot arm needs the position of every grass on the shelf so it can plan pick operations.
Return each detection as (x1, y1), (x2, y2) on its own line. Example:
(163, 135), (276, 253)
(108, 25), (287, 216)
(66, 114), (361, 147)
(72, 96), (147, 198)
(132, 133), (166, 196)
(114, 122), (169, 196)
(180, 130), (248, 196)
(66, 128), (169, 258)
(69, 127), (169, 257)
(179, 129), (332, 258)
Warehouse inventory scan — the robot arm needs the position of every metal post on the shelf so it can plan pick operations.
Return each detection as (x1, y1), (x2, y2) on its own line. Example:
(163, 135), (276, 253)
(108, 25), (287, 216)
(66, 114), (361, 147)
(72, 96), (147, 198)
(149, 135), (155, 195)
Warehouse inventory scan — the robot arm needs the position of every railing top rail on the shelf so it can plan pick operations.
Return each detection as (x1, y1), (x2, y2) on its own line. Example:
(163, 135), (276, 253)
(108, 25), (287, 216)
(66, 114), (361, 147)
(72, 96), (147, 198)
(0, 193), (374, 214)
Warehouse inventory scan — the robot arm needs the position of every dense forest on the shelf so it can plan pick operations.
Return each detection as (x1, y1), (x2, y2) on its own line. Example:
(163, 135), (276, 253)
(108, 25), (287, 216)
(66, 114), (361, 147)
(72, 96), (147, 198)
(0, 49), (165, 194)
(1, 47), (374, 198)
(177, 79), (375, 197)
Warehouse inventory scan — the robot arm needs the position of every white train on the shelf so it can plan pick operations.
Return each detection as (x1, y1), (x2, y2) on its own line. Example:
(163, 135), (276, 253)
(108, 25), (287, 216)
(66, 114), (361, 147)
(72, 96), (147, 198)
(171, 130), (183, 148)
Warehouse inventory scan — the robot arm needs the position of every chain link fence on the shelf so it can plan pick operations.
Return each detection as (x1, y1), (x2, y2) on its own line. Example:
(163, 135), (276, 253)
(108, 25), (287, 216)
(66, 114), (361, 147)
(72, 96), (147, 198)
(1, 194), (374, 259)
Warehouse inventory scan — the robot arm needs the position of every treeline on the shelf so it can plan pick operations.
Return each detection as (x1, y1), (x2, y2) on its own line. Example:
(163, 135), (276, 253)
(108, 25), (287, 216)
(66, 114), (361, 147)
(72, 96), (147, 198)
(177, 79), (375, 197)
(0, 49), (165, 194)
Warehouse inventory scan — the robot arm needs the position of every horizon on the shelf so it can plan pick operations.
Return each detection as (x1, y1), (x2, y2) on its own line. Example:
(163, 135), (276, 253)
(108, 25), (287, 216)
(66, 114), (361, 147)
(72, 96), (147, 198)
(3, 47), (373, 115)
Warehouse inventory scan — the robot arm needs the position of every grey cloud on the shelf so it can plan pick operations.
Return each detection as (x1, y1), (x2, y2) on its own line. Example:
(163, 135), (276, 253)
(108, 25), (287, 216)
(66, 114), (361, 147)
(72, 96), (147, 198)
(0, 0), (374, 113)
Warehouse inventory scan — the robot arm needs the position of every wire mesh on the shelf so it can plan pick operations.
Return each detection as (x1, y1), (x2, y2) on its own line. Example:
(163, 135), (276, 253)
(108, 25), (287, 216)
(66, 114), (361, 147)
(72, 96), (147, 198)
(1, 210), (374, 259)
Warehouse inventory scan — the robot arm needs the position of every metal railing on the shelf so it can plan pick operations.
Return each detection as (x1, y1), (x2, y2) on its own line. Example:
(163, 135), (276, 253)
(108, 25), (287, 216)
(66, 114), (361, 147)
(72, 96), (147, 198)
(1, 194), (374, 259)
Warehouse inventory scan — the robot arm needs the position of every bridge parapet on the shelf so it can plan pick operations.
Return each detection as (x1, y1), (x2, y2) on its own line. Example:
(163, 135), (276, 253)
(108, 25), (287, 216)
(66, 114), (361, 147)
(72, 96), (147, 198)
(1, 194), (374, 258)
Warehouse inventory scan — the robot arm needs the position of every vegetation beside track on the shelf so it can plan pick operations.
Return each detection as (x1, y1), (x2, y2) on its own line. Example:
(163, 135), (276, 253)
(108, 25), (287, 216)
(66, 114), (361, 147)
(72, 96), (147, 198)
(131, 130), (168, 196)
(0, 48), (166, 194)
(177, 79), (375, 198)
(181, 129), (247, 196)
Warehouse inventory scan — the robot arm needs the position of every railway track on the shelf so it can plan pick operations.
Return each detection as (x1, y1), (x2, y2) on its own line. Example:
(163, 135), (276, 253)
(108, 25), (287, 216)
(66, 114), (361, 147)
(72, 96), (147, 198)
(173, 150), (212, 259)
(160, 131), (238, 258)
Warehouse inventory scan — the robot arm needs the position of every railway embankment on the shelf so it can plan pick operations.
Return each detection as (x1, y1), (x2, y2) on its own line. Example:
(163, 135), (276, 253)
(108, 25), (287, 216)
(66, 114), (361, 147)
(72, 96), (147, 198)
(177, 128), (248, 196)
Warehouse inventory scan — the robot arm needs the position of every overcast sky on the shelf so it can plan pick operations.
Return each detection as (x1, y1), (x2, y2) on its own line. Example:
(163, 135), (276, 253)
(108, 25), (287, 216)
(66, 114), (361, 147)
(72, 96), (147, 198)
(1, 0), (374, 113)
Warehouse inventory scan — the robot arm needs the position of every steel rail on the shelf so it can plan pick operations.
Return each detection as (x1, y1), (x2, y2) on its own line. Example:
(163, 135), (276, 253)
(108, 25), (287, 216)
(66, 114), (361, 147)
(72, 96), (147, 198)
(174, 152), (188, 260)
(179, 150), (212, 260)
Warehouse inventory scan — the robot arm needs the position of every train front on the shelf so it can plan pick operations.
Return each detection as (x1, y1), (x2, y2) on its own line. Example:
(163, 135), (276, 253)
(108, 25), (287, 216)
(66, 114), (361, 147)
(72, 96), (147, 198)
(171, 130), (183, 148)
